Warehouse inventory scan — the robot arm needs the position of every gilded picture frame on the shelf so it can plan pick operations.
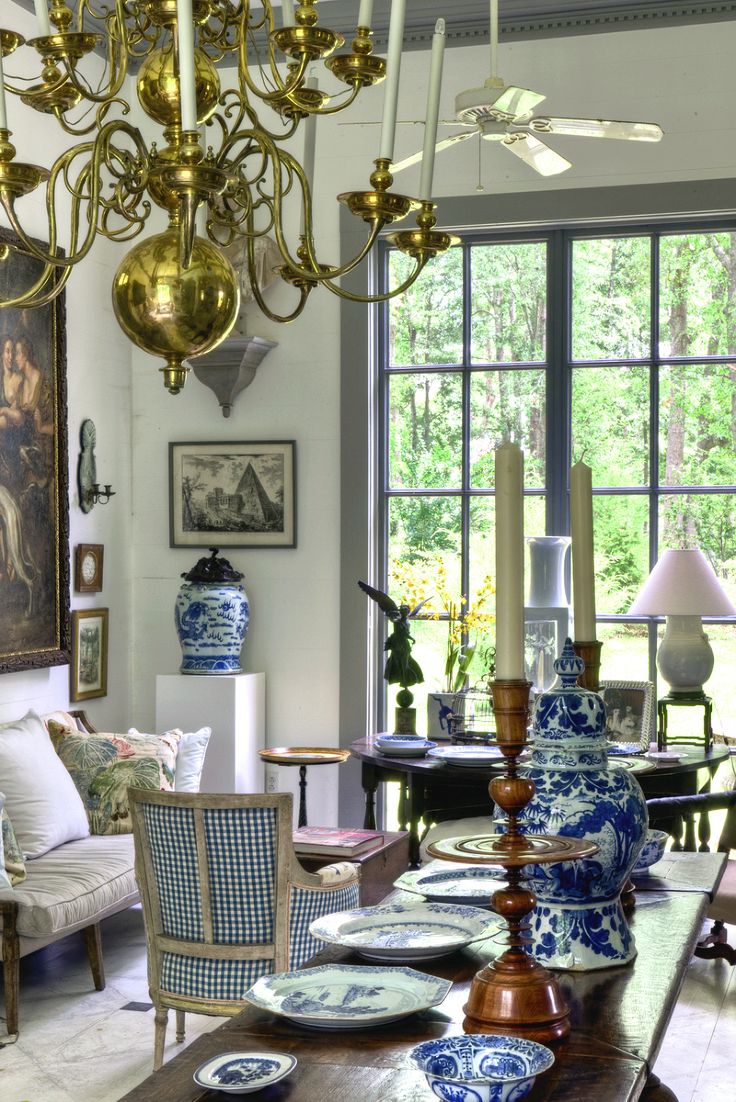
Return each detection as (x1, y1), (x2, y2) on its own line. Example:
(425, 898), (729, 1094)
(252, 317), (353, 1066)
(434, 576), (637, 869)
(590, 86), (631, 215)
(70, 607), (109, 702)
(169, 440), (297, 548)
(0, 228), (70, 672)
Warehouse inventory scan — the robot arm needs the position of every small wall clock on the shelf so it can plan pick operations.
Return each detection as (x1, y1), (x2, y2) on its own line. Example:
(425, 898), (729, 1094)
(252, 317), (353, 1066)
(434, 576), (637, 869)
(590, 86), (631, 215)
(74, 544), (104, 594)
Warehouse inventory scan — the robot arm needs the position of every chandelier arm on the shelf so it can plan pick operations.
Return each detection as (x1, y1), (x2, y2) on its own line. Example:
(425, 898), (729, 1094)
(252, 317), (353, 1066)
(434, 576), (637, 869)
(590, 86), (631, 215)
(320, 256), (430, 302)
(0, 245), (71, 308)
(59, 1), (130, 105)
(245, 234), (311, 324)
(306, 83), (361, 116)
(237, 12), (310, 107)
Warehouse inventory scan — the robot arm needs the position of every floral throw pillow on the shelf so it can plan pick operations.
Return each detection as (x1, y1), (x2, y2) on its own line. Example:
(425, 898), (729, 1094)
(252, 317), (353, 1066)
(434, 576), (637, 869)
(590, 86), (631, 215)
(48, 724), (181, 836)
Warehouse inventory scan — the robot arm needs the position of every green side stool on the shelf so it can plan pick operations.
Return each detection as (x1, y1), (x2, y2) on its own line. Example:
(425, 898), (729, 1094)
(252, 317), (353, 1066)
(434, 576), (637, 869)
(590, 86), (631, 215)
(657, 692), (713, 751)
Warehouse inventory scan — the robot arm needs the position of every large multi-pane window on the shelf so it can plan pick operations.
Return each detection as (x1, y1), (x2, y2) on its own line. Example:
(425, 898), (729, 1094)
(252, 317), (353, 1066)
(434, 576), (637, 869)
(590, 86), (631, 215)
(377, 224), (736, 736)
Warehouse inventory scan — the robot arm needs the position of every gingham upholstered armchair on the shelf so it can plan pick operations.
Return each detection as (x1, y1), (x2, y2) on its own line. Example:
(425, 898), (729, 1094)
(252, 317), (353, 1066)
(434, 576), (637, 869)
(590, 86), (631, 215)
(129, 788), (360, 1069)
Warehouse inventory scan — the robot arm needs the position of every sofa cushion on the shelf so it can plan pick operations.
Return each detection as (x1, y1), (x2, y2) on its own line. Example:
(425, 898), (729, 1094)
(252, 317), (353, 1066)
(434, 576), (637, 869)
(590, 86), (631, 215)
(129, 726), (211, 792)
(1, 798), (25, 885)
(48, 725), (181, 835)
(0, 834), (137, 938)
(0, 711), (90, 858)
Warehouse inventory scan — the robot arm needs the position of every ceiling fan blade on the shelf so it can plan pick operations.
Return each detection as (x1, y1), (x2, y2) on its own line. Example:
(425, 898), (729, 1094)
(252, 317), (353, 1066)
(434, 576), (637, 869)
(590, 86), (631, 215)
(530, 116), (663, 142)
(492, 85), (546, 120)
(503, 133), (571, 176)
(391, 131), (475, 174)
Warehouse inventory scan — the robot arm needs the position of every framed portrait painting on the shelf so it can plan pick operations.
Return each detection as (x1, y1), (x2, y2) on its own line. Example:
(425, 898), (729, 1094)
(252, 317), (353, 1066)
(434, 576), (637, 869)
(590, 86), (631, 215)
(169, 440), (296, 548)
(600, 680), (656, 748)
(70, 608), (108, 702)
(0, 228), (70, 672)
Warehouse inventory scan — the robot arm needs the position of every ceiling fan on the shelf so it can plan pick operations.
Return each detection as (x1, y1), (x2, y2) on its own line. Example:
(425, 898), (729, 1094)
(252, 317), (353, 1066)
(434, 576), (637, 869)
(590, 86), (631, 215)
(391, 0), (664, 179)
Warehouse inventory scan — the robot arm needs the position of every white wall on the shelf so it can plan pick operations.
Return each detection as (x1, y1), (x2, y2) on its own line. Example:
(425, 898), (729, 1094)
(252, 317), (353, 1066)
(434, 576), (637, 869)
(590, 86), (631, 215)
(4, 11), (736, 820)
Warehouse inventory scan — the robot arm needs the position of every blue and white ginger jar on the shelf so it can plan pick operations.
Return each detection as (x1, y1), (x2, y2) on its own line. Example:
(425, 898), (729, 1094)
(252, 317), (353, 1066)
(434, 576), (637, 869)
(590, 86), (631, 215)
(175, 548), (250, 675)
(517, 638), (647, 970)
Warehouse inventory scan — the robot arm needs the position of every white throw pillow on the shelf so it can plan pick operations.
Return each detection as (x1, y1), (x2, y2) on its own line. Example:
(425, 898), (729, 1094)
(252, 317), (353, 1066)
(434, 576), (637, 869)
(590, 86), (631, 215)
(0, 711), (90, 858)
(128, 726), (212, 792)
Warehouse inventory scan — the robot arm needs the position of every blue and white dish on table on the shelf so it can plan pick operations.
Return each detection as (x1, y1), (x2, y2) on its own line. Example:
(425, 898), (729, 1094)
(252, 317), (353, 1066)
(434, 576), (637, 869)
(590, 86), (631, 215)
(633, 828), (669, 873)
(375, 735), (437, 758)
(394, 862), (505, 907)
(606, 742), (644, 756)
(193, 1051), (296, 1094)
(244, 964), (451, 1029)
(410, 1033), (555, 1102)
(309, 901), (495, 961)
(427, 746), (509, 767)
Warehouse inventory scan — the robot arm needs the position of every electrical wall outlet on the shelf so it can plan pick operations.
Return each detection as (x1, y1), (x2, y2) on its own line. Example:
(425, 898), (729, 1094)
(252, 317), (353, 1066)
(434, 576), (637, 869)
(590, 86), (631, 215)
(265, 766), (279, 794)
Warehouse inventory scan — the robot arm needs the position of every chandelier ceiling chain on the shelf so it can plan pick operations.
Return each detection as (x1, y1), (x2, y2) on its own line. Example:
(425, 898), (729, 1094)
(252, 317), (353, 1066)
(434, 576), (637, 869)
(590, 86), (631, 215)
(0, 0), (455, 393)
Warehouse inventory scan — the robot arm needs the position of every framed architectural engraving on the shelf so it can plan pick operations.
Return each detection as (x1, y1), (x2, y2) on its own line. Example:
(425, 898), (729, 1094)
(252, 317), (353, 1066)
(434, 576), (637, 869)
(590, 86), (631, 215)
(169, 440), (296, 548)
(0, 227), (70, 672)
(70, 608), (108, 702)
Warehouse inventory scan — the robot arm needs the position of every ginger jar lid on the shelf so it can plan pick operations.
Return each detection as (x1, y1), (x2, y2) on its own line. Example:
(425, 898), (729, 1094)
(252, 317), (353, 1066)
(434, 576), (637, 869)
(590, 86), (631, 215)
(533, 637), (606, 746)
(181, 547), (244, 585)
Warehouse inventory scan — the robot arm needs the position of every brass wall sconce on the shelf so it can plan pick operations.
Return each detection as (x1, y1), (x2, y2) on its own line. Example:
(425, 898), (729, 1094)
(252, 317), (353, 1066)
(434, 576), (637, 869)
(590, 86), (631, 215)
(77, 419), (115, 512)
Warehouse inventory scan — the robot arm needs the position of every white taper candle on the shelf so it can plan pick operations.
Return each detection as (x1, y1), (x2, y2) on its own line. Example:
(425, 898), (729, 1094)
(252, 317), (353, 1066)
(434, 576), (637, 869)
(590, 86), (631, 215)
(358, 0), (374, 29)
(0, 46), (7, 131)
(378, 0), (407, 162)
(34, 0), (52, 36)
(299, 76), (318, 236)
(570, 461), (597, 640)
(418, 18), (446, 201)
(176, 0), (198, 131)
(282, 0), (296, 27)
(495, 442), (525, 680)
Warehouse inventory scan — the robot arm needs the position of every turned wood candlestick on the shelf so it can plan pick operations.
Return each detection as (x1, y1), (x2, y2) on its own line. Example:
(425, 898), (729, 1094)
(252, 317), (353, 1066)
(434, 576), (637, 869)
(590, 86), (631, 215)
(572, 640), (602, 691)
(428, 678), (597, 1044)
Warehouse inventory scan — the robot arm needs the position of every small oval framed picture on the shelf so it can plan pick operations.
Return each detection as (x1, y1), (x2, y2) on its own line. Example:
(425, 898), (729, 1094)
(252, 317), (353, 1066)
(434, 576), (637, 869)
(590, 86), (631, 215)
(74, 544), (104, 594)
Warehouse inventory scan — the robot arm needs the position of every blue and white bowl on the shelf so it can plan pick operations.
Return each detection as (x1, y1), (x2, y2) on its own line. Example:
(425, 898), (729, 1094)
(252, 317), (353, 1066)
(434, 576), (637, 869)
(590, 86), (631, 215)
(375, 735), (437, 758)
(633, 828), (668, 873)
(193, 1051), (296, 1094)
(410, 1034), (555, 1102)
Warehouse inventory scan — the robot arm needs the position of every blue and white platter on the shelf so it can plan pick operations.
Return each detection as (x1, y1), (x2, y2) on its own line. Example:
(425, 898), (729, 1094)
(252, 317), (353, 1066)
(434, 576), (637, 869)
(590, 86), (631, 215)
(309, 902), (496, 962)
(193, 1051), (296, 1094)
(394, 861), (505, 906)
(375, 735), (437, 758)
(426, 745), (509, 767)
(244, 964), (452, 1029)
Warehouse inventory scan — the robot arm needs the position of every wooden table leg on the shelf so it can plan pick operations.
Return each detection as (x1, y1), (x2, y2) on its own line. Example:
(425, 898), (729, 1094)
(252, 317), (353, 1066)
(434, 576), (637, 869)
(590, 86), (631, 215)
(361, 763), (378, 830)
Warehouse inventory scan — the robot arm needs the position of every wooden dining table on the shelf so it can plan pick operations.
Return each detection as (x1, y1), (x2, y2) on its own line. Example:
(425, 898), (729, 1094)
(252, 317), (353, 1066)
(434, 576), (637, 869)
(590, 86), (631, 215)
(118, 859), (722, 1102)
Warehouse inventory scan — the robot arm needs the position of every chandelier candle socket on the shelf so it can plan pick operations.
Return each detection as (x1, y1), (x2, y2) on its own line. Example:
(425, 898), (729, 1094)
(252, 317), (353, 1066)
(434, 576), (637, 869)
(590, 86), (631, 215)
(570, 461), (597, 642)
(0, 1), (453, 392)
(495, 442), (525, 680)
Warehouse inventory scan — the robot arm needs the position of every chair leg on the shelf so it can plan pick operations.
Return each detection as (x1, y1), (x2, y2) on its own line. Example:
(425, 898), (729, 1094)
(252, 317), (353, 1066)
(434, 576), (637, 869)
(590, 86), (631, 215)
(175, 1009), (186, 1043)
(1, 903), (20, 1035)
(82, 923), (106, 991)
(153, 1007), (168, 1071)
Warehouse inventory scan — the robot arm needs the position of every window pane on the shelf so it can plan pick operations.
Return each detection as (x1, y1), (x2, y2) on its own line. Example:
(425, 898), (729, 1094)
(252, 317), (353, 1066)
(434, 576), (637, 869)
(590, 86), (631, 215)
(387, 497), (462, 601)
(468, 495), (547, 607)
(571, 237), (650, 360)
(572, 365), (649, 486)
(659, 364), (736, 486)
(469, 369), (546, 489)
(470, 242), (547, 363)
(659, 493), (736, 604)
(593, 496), (649, 615)
(659, 232), (736, 357)
(388, 373), (463, 489)
(388, 248), (463, 366)
(702, 625), (736, 740)
(597, 623), (650, 682)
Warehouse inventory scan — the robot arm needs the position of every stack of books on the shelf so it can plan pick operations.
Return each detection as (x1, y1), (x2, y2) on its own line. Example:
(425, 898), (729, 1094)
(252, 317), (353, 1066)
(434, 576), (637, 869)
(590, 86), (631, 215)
(292, 826), (384, 858)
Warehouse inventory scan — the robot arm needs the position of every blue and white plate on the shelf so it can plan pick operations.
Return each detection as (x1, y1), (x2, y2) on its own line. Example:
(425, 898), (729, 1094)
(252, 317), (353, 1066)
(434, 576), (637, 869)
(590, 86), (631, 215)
(395, 862), (505, 906)
(309, 901), (496, 962)
(244, 964), (451, 1029)
(375, 735), (437, 758)
(607, 742), (644, 756)
(426, 745), (508, 767)
(193, 1051), (296, 1094)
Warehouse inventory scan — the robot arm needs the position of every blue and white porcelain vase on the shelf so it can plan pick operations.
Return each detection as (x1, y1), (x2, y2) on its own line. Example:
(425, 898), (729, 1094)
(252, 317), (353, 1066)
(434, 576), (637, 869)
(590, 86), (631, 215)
(518, 639), (647, 970)
(175, 548), (250, 675)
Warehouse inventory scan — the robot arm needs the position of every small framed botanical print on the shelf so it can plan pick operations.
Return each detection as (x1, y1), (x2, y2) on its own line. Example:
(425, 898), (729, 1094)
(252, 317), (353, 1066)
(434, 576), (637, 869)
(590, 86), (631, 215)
(74, 544), (104, 593)
(70, 608), (108, 702)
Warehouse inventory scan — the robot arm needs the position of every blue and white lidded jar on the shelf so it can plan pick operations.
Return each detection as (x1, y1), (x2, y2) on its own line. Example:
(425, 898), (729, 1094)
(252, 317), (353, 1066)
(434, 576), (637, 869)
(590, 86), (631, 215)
(175, 548), (250, 675)
(517, 638), (647, 970)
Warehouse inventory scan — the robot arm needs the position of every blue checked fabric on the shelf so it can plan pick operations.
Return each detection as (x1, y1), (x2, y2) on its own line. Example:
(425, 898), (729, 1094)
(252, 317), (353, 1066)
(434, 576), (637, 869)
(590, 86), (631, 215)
(142, 802), (358, 1002)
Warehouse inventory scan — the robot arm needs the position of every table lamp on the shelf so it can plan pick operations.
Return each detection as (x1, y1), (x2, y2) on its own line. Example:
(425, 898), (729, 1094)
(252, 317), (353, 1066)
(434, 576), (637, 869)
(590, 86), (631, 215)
(629, 548), (736, 695)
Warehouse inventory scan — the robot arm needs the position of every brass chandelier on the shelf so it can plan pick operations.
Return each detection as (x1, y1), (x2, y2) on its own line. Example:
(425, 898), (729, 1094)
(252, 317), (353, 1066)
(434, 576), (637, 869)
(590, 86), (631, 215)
(0, 1), (454, 393)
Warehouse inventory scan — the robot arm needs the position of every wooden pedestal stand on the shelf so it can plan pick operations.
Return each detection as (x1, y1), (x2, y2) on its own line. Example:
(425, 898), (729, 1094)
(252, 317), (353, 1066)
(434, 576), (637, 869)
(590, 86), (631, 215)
(428, 679), (597, 1044)
(572, 640), (602, 692)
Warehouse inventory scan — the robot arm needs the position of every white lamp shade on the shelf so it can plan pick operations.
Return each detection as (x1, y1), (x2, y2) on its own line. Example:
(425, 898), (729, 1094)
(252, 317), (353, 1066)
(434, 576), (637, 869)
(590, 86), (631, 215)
(629, 549), (736, 617)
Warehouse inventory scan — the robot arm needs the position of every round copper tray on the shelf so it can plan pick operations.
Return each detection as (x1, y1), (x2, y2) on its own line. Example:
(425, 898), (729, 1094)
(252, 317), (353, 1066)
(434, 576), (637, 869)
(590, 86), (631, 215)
(427, 833), (598, 866)
(259, 747), (351, 766)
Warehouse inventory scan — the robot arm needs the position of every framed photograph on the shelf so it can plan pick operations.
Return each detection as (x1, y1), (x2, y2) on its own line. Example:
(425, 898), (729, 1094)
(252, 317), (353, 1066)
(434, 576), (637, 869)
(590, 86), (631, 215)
(169, 440), (296, 548)
(0, 228), (69, 673)
(74, 543), (104, 593)
(70, 608), (108, 702)
(600, 680), (655, 747)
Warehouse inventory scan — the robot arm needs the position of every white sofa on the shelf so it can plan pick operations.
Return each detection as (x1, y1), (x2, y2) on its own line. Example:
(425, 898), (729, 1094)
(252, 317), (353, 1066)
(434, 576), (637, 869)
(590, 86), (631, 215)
(0, 710), (139, 1036)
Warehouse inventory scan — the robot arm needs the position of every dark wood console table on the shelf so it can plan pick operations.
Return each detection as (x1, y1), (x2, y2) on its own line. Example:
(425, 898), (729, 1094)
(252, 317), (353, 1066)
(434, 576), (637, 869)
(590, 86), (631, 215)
(119, 888), (708, 1102)
(350, 737), (730, 866)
